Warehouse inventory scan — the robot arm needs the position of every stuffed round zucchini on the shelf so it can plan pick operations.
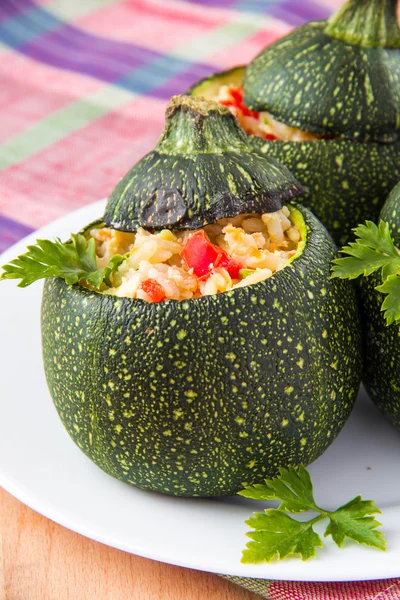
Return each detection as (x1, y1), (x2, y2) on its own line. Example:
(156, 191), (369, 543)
(2, 97), (362, 497)
(189, 0), (400, 245)
(333, 182), (400, 431)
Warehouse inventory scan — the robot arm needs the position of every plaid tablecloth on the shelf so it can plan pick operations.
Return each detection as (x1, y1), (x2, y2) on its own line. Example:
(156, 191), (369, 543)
(1, 1), (400, 598)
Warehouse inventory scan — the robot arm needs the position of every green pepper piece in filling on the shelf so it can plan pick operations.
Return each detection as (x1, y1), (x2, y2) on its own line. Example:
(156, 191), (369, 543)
(239, 268), (256, 279)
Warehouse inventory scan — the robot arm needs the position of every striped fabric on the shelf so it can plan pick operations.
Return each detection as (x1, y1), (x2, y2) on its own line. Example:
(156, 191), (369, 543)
(0, 1), (397, 598)
(224, 576), (400, 599)
(0, 0), (341, 251)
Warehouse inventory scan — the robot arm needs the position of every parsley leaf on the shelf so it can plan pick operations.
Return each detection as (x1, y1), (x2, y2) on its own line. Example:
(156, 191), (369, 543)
(0, 233), (127, 290)
(332, 220), (400, 326)
(242, 510), (323, 563)
(325, 497), (385, 550)
(240, 466), (385, 563)
(376, 274), (400, 326)
(332, 221), (400, 280)
(239, 464), (318, 513)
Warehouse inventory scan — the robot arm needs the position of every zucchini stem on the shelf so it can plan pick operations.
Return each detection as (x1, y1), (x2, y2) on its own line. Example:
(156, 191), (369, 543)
(325, 0), (400, 48)
(156, 95), (249, 155)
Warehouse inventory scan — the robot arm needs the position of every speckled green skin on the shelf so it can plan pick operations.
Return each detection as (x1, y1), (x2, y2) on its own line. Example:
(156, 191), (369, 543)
(360, 183), (400, 430)
(104, 96), (304, 232)
(243, 21), (400, 142)
(325, 0), (400, 49)
(251, 136), (400, 247)
(189, 70), (400, 246)
(41, 205), (361, 497)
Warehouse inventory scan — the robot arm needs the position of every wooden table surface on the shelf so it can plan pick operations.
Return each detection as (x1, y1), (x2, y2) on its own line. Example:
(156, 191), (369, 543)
(0, 487), (260, 600)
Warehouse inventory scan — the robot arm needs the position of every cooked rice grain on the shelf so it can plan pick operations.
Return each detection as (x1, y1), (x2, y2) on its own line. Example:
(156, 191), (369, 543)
(92, 208), (301, 302)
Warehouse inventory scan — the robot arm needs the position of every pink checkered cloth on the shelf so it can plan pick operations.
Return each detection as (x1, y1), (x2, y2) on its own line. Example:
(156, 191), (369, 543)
(224, 577), (400, 599)
(0, 1), (399, 598)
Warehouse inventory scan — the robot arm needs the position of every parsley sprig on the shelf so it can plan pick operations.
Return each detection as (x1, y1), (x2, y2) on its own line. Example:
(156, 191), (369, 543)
(239, 465), (385, 563)
(0, 233), (127, 289)
(331, 220), (400, 326)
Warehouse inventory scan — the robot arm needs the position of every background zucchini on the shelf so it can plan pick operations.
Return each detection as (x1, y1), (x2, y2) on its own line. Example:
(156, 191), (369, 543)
(189, 0), (400, 245)
(244, 0), (400, 142)
(359, 183), (400, 430)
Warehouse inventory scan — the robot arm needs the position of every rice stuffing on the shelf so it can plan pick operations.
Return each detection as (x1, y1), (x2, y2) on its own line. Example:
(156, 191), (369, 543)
(213, 85), (324, 142)
(90, 207), (302, 303)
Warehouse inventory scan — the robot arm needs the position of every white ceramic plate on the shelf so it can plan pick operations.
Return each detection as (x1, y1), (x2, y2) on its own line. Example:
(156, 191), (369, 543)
(1, 200), (400, 582)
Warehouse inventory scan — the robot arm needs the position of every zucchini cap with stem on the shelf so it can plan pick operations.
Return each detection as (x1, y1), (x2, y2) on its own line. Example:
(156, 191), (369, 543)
(189, 0), (400, 245)
(103, 95), (305, 232)
(244, 0), (400, 143)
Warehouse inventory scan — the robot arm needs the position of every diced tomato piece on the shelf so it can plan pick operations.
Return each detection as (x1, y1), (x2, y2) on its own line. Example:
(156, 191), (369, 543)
(181, 230), (242, 279)
(140, 278), (166, 302)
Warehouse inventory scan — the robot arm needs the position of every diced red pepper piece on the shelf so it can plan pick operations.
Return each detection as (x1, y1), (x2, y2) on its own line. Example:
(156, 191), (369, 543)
(181, 230), (242, 279)
(181, 230), (220, 278)
(221, 86), (259, 119)
(140, 278), (166, 302)
(229, 87), (244, 105)
(221, 87), (277, 139)
(217, 253), (242, 279)
(220, 99), (235, 108)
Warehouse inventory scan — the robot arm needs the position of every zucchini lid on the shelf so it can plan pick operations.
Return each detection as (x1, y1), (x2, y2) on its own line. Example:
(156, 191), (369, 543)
(243, 0), (400, 143)
(103, 96), (305, 232)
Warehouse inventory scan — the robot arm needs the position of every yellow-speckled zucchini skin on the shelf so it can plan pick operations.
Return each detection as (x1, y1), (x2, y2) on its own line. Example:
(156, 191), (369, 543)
(360, 183), (400, 429)
(189, 69), (400, 246)
(244, 22), (400, 143)
(251, 136), (400, 247)
(41, 205), (361, 497)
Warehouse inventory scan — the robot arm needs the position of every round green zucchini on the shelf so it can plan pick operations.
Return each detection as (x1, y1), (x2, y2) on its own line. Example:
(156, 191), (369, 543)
(253, 137), (400, 247)
(189, 69), (400, 247)
(360, 182), (400, 430)
(41, 204), (362, 497)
